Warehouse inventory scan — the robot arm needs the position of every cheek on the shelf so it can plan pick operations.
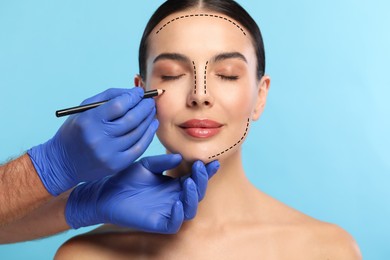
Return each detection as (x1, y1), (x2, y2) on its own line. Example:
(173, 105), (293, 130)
(213, 81), (256, 118)
(155, 100), (174, 136)
(155, 98), (171, 121)
(147, 75), (190, 122)
(154, 91), (185, 139)
(155, 99), (172, 148)
(229, 92), (253, 114)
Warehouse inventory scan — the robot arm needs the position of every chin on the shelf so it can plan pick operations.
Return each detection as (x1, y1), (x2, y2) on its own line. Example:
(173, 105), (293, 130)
(157, 126), (246, 165)
(179, 151), (214, 164)
(162, 143), (214, 163)
(162, 140), (239, 165)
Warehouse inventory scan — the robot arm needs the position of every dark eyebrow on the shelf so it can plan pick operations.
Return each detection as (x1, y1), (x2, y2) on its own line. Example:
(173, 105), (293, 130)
(153, 53), (191, 64)
(212, 52), (248, 64)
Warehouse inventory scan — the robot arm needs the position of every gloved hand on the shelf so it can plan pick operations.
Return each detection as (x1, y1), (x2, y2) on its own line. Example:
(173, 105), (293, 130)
(28, 87), (157, 196)
(65, 154), (220, 234)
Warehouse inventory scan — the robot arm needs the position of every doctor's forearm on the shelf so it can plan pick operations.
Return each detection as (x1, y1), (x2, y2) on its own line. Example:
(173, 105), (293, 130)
(0, 154), (52, 226)
(0, 190), (70, 244)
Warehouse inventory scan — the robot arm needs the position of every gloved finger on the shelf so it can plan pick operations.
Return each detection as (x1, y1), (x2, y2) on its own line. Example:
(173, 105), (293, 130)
(108, 100), (156, 137)
(163, 200), (184, 234)
(191, 161), (208, 201)
(205, 160), (220, 180)
(180, 178), (198, 220)
(113, 108), (156, 151)
(117, 119), (160, 166)
(94, 88), (145, 121)
(139, 153), (183, 174)
(81, 88), (143, 105)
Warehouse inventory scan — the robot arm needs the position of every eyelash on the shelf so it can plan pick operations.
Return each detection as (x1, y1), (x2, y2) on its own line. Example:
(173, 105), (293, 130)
(217, 74), (239, 81)
(161, 74), (185, 81)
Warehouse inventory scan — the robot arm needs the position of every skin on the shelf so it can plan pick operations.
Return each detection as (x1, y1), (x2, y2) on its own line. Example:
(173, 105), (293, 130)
(0, 155), (51, 226)
(55, 9), (362, 260)
(0, 154), (69, 243)
(0, 187), (70, 244)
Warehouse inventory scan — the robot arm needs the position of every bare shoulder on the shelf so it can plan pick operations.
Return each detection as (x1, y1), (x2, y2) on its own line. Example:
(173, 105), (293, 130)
(55, 234), (104, 260)
(304, 221), (362, 260)
(252, 191), (362, 259)
(55, 225), (140, 260)
(271, 207), (361, 259)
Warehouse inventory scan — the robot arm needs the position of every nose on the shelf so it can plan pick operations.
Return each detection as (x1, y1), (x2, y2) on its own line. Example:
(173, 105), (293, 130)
(187, 90), (214, 107)
(186, 62), (214, 108)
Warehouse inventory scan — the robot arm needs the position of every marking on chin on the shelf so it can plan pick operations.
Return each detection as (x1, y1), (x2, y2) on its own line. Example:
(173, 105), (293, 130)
(208, 118), (250, 159)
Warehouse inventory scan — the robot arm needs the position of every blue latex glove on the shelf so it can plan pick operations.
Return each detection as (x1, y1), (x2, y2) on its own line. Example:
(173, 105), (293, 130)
(28, 87), (157, 196)
(65, 154), (220, 234)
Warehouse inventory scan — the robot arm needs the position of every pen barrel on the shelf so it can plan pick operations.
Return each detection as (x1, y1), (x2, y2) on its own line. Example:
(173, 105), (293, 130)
(143, 89), (159, 98)
(55, 100), (108, 117)
(55, 89), (162, 117)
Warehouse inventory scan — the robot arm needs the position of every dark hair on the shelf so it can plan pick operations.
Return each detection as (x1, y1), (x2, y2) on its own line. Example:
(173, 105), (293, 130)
(138, 0), (265, 80)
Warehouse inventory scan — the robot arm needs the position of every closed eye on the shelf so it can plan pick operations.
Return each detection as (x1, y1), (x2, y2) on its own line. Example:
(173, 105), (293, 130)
(216, 74), (239, 81)
(161, 74), (185, 81)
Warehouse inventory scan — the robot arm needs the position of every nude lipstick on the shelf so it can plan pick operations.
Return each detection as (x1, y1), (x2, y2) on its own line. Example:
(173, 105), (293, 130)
(179, 119), (223, 138)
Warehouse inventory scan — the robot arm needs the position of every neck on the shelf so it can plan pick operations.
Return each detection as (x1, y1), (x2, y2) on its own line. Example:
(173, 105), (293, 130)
(172, 149), (259, 230)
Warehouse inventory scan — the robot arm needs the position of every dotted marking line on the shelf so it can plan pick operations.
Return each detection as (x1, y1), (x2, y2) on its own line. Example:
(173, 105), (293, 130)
(192, 61), (197, 94)
(204, 61), (208, 94)
(208, 118), (250, 159)
(156, 14), (246, 36)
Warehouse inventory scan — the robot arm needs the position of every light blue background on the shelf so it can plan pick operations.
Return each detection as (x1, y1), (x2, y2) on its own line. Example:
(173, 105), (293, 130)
(1, 0), (389, 259)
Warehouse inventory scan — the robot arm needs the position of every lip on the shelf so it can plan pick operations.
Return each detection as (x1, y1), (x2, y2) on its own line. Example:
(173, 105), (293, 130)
(179, 119), (223, 138)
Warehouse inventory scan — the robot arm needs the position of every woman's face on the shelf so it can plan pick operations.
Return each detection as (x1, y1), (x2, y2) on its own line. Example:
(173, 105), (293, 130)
(140, 10), (270, 163)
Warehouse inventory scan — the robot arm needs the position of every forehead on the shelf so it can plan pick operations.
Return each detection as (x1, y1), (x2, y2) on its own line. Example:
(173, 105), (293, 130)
(148, 11), (254, 60)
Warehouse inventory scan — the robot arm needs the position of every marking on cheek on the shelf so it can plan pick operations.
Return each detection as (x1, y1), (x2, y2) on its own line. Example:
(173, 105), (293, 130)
(155, 14), (246, 36)
(192, 61), (197, 94)
(208, 118), (250, 159)
(204, 61), (208, 94)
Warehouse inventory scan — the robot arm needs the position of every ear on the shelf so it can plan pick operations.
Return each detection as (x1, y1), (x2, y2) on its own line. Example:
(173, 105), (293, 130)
(134, 74), (146, 90)
(252, 75), (271, 121)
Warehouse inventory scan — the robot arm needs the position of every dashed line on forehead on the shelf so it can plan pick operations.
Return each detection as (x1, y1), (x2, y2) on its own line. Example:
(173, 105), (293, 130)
(155, 13), (246, 36)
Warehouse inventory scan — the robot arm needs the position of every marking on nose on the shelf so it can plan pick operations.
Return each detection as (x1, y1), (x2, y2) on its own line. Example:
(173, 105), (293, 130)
(153, 13), (249, 160)
(204, 61), (208, 94)
(192, 61), (197, 94)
